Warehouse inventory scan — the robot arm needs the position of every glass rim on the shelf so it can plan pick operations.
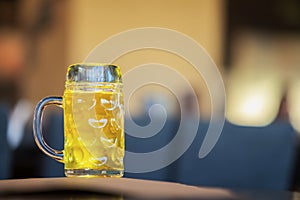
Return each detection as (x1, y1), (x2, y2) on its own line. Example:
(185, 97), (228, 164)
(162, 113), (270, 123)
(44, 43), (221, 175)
(66, 63), (122, 83)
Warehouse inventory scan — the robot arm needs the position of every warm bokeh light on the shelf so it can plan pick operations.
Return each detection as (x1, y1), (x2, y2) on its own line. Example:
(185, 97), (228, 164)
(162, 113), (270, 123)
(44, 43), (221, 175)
(288, 79), (300, 132)
(226, 68), (283, 126)
(240, 94), (266, 117)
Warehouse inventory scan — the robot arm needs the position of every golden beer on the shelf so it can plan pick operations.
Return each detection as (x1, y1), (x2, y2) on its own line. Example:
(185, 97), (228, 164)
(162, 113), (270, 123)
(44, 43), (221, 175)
(63, 87), (124, 176)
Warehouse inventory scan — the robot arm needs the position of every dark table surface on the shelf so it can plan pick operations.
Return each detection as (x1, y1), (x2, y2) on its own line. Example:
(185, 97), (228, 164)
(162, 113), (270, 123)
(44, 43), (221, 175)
(0, 177), (297, 200)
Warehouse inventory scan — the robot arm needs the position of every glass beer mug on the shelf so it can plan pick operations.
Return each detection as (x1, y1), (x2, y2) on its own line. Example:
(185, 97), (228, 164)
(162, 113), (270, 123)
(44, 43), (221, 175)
(33, 63), (124, 177)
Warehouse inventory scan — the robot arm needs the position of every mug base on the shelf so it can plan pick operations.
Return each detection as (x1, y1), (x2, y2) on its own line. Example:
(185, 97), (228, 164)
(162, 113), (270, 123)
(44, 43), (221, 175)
(65, 169), (123, 177)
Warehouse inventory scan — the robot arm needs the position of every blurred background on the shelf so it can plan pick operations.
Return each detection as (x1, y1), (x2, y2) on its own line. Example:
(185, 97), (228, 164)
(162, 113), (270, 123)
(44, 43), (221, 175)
(1, 0), (300, 192)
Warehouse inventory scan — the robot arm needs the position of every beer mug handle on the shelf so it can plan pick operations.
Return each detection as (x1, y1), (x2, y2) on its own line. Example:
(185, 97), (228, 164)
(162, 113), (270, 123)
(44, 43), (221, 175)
(33, 96), (64, 162)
